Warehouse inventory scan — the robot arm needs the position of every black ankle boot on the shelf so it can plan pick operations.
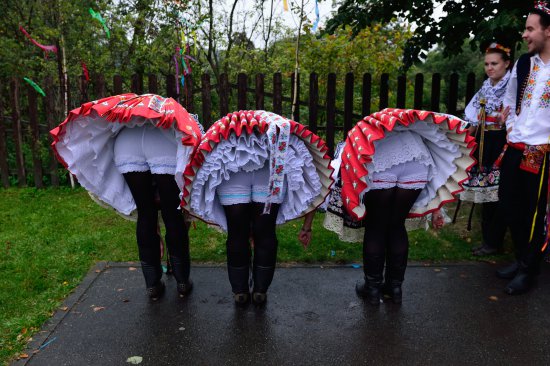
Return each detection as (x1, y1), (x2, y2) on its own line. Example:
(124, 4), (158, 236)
(496, 261), (519, 279)
(146, 281), (166, 300)
(252, 265), (275, 305)
(356, 275), (382, 306)
(176, 279), (193, 297)
(170, 256), (192, 297)
(233, 292), (250, 306)
(228, 265), (251, 305)
(382, 280), (403, 304)
(504, 270), (535, 295)
(141, 262), (164, 300)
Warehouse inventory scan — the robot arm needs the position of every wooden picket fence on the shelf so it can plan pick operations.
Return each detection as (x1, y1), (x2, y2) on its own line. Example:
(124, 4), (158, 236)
(0, 71), (478, 187)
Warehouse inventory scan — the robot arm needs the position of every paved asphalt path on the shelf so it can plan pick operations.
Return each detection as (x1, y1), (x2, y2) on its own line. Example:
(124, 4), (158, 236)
(12, 262), (550, 365)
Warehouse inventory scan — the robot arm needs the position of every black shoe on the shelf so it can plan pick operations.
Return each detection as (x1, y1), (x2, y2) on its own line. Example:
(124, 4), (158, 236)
(496, 262), (519, 279)
(252, 292), (267, 305)
(504, 272), (535, 295)
(382, 281), (402, 304)
(146, 280), (166, 300)
(233, 292), (250, 306)
(471, 245), (484, 253)
(355, 278), (381, 306)
(472, 245), (498, 257)
(176, 279), (193, 297)
(228, 265), (251, 295)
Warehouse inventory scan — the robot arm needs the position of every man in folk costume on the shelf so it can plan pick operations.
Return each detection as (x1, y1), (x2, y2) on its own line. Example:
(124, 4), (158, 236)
(498, 1), (550, 295)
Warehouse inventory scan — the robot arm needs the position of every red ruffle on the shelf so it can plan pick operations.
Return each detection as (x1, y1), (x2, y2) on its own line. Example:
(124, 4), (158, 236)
(50, 94), (201, 168)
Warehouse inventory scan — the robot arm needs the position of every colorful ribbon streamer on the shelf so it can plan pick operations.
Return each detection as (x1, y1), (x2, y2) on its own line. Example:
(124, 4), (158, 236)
(19, 26), (58, 55)
(259, 111), (291, 214)
(312, 0), (320, 31)
(283, 0), (289, 11)
(89, 8), (111, 38)
(173, 53), (180, 95)
(81, 61), (90, 81)
(23, 77), (46, 97)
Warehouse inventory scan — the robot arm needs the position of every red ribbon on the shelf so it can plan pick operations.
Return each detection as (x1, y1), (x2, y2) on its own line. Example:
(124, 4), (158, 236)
(19, 26), (58, 56)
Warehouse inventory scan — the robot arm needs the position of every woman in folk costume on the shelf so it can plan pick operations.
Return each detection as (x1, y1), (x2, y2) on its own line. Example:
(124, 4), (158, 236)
(324, 109), (476, 305)
(182, 110), (333, 305)
(51, 94), (202, 299)
(460, 43), (512, 256)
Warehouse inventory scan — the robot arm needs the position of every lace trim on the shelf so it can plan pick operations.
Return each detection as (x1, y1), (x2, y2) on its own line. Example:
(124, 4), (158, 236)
(189, 134), (321, 231)
(459, 186), (499, 203)
(371, 131), (432, 173)
(323, 211), (429, 243)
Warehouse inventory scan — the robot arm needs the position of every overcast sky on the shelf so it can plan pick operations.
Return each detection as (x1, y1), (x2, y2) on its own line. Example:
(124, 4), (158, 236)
(224, 0), (445, 46)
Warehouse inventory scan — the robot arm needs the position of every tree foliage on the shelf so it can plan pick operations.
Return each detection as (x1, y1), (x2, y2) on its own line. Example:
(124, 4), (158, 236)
(324, 0), (531, 67)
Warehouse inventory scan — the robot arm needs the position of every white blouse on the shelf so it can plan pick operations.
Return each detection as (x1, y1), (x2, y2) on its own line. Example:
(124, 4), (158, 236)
(503, 54), (550, 145)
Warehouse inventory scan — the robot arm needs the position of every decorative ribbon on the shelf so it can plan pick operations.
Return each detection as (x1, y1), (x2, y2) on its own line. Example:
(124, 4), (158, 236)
(283, 0), (289, 11)
(542, 169), (550, 252)
(477, 97), (487, 169)
(530, 153), (547, 243)
(81, 61), (90, 81)
(312, 0), (320, 31)
(258, 111), (291, 214)
(19, 26), (58, 55)
(89, 8), (111, 38)
(23, 77), (46, 97)
(537, 135), (550, 252)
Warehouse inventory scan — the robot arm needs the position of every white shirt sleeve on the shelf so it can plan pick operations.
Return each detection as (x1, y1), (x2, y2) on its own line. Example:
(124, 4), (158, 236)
(503, 61), (518, 129)
(464, 91), (479, 125)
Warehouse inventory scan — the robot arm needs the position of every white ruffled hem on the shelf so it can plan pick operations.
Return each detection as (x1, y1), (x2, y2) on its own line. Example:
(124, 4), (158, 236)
(189, 133), (322, 231)
(358, 122), (460, 210)
(323, 211), (428, 243)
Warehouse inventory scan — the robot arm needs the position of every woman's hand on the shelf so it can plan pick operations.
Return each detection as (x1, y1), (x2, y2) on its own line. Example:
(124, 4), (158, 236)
(298, 211), (316, 249)
(431, 209), (445, 230)
(298, 228), (312, 249)
(498, 106), (510, 126)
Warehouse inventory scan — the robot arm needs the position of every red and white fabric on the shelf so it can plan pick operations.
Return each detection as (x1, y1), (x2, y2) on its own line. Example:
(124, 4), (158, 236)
(340, 108), (476, 221)
(51, 93), (202, 217)
(182, 110), (334, 231)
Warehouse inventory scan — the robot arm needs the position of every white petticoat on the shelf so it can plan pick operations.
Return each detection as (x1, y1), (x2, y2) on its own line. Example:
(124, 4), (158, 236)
(189, 132), (322, 231)
(54, 114), (194, 216)
(363, 121), (461, 210)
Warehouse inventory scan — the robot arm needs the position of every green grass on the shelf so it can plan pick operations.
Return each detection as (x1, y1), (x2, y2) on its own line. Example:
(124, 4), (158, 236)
(0, 187), (512, 364)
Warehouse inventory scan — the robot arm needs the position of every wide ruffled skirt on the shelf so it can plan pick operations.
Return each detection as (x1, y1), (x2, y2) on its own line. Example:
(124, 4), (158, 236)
(323, 109), (476, 242)
(182, 110), (334, 232)
(50, 94), (202, 218)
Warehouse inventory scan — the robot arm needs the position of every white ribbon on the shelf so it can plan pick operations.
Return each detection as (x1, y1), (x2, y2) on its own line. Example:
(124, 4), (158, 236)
(258, 111), (291, 214)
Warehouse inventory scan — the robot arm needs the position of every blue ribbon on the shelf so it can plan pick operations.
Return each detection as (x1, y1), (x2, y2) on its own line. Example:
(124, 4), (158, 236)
(312, 0), (320, 32)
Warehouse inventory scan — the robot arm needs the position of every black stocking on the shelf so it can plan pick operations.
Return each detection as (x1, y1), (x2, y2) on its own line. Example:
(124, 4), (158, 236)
(251, 203), (280, 292)
(123, 171), (162, 287)
(224, 204), (252, 293)
(363, 189), (395, 278)
(363, 187), (421, 281)
(153, 174), (190, 283)
(386, 188), (422, 282)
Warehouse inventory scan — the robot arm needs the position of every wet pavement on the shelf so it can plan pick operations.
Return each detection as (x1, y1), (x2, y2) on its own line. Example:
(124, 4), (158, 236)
(12, 262), (550, 365)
